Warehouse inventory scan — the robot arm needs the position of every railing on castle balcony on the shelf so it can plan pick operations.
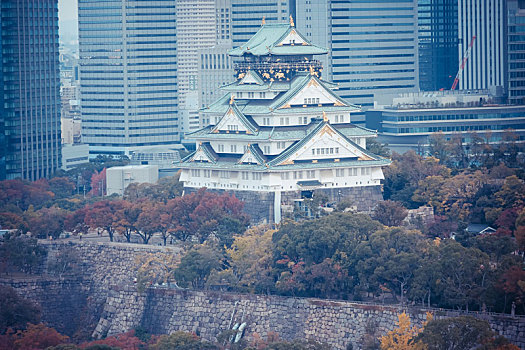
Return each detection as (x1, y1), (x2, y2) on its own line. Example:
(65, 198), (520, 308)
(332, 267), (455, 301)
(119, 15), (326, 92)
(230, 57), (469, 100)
(234, 60), (323, 73)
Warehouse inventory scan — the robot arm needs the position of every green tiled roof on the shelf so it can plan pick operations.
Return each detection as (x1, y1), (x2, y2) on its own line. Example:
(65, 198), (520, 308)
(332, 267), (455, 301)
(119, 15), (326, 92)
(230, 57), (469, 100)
(268, 120), (384, 167)
(203, 73), (359, 116)
(212, 102), (259, 135)
(178, 156), (390, 171)
(239, 70), (265, 85)
(228, 23), (328, 57)
(187, 120), (376, 141)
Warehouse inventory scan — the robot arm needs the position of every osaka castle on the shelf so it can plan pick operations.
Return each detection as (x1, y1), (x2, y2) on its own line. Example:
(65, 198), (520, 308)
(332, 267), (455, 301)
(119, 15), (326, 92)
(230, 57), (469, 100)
(179, 20), (390, 223)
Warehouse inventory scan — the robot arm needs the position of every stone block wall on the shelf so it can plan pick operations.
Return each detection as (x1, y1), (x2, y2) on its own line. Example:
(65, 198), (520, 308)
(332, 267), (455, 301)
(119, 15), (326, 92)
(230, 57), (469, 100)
(3, 241), (524, 349)
(95, 287), (525, 350)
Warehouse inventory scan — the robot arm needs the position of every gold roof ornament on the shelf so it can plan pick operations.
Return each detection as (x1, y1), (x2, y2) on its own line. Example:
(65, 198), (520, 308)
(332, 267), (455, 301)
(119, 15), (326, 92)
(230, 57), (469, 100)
(262, 16), (266, 25)
(289, 15), (294, 27)
(323, 111), (328, 122)
(309, 65), (315, 76)
(229, 94), (235, 105)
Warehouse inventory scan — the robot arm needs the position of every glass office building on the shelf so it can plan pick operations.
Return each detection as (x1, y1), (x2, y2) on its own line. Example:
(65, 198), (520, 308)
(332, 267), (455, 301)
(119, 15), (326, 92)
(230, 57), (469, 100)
(330, 0), (419, 124)
(79, 0), (179, 157)
(418, 0), (459, 91)
(508, 0), (525, 105)
(0, 0), (61, 180)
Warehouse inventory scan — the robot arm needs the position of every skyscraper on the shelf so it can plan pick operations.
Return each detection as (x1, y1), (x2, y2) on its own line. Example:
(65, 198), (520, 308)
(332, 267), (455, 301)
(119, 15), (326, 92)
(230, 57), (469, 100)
(0, 0), (62, 180)
(330, 0), (419, 123)
(79, 0), (179, 157)
(231, 0), (293, 47)
(418, 0), (459, 91)
(508, 0), (525, 105)
(458, 0), (506, 91)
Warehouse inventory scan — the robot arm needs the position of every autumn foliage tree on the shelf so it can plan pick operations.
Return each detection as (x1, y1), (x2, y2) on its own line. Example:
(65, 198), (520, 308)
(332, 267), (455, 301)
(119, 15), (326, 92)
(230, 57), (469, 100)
(380, 312), (430, 350)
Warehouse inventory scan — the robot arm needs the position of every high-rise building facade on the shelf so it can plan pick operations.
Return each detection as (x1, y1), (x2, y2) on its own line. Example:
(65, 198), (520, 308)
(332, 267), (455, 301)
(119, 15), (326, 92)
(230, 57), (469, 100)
(79, 0), (179, 157)
(231, 0), (293, 47)
(295, 0), (332, 80)
(0, 0), (62, 180)
(458, 0), (506, 91)
(508, 0), (525, 105)
(330, 0), (419, 123)
(418, 0), (459, 91)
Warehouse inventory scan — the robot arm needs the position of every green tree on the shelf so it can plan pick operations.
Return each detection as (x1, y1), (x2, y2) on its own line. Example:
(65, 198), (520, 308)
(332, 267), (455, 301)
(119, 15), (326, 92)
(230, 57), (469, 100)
(0, 234), (46, 274)
(0, 285), (41, 333)
(150, 331), (217, 350)
(174, 245), (224, 289)
(372, 200), (408, 227)
(225, 225), (276, 293)
(415, 316), (508, 350)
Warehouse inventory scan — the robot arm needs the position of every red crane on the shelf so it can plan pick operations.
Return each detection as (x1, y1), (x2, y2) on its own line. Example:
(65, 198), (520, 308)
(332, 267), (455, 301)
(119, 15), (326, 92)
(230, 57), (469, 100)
(451, 35), (476, 90)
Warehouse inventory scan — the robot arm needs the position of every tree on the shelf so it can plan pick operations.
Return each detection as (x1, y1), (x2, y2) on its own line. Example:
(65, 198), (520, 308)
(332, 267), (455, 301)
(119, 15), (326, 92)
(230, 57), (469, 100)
(415, 316), (504, 350)
(150, 331), (217, 350)
(380, 312), (429, 350)
(372, 200), (408, 226)
(80, 330), (144, 349)
(28, 206), (68, 239)
(435, 240), (489, 311)
(0, 234), (46, 274)
(83, 200), (125, 242)
(225, 225), (275, 293)
(89, 168), (106, 197)
(12, 323), (69, 350)
(494, 176), (525, 209)
(134, 252), (180, 292)
(48, 177), (76, 199)
(174, 245), (224, 289)
(0, 285), (41, 334)
(354, 228), (424, 303)
(366, 139), (391, 158)
(135, 200), (162, 244)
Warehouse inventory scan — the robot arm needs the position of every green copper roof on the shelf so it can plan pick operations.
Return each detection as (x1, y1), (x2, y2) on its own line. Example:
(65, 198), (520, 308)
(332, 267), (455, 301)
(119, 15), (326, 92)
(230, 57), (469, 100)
(239, 70), (265, 85)
(228, 23), (328, 57)
(178, 156), (390, 171)
(268, 120), (384, 167)
(212, 102), (259, 135)
(187, 120), (376, 141)
(203, 73), (359, 116)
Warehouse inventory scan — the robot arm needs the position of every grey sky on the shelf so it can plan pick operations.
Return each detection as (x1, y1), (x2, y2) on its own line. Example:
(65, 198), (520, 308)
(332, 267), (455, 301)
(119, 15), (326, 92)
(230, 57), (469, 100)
(58, 0), (78, 44)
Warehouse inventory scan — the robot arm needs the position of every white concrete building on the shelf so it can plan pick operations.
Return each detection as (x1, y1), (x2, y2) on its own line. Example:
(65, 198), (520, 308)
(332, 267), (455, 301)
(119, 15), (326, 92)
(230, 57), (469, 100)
(61, 144), (89, 171)
(106, 165), (159, 196)
(78, 0), (180, 157)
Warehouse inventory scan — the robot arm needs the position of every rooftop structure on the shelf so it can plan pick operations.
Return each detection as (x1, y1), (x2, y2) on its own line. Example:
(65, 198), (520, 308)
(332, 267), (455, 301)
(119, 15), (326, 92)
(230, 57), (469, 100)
(367, 90), (525, 154)
(179, 22), (390, 223)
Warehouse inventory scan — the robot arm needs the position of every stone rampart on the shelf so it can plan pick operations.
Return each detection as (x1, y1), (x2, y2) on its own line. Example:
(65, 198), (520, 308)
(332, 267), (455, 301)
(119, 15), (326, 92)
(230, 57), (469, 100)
(2, 241), (524, 349)
(94, 287), (525, 350)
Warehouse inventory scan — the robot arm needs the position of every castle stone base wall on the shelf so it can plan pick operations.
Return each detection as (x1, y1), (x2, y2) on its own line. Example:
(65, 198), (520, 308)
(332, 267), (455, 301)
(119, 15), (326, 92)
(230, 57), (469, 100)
(186, 185), (383, 223)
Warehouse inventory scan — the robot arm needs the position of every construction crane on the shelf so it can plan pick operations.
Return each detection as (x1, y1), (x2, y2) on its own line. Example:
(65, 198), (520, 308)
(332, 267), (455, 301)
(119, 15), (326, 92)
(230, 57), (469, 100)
(451, 35), (476, 90)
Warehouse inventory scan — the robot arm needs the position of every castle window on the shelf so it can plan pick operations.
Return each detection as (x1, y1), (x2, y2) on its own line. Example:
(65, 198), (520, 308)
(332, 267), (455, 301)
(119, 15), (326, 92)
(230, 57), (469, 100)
(219, 171), (230, 178)
(349, 168), (357, 176)
(230, 144), (237, 152)
(263, 145), (270, 153)
(277, 142), (286, 149)
(228, 125), (238, 131)
(191, 169), (201, 177)
(280, 172), (290, 180)
(293, 171), (303, 179)
(306, 170), (315, 179)
(336, 169), (345, 177)
(218, 144), (225, 152)
(361, 167), (370, 176)
(248, 92), (254, 98)
(252, 172), (262, 180)
(241, 172), (249, 180)
(203, 170), (211, 178)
